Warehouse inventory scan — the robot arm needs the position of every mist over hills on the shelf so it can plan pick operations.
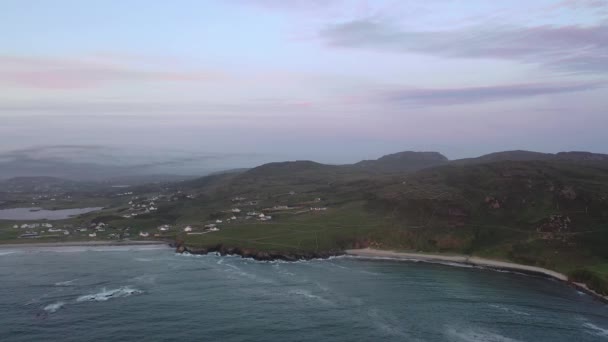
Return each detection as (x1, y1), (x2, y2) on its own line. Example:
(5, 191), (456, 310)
(2, 148), (607, 183)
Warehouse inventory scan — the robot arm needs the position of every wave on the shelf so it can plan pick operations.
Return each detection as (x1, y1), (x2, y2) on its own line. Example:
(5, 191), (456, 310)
(367, 308), (417, 340)
(55, 279), (78, 286)
(489, 304), (531, 317)
(272, 263), (296, 276)
(76, 287), (143, 302)
(222, 263), (275, 284)
(445, 326), (523, 342)
(583, 322), (608, 337)
(43, 301), (65, 313)
(288, 289), (332, 305)
(0, 251), (19, 256)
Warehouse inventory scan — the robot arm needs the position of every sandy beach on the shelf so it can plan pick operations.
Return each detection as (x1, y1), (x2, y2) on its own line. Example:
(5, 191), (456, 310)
(0, 240), (170, 249)
(346, 248), (568, 280)
(346, 248), (608, 303)
(346, 248), (568, 281)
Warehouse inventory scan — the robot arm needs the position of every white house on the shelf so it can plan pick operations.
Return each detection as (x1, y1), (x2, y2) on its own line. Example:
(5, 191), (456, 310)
(88, 232), (97, 238)
(139, 231), (149, 237)
(184, 226), (193, 232)
(216, 219), (223, 224)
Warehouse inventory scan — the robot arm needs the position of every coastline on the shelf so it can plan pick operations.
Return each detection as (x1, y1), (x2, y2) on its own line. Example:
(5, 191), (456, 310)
(346, 248), (608, 304)
(0, 240), (170, 249)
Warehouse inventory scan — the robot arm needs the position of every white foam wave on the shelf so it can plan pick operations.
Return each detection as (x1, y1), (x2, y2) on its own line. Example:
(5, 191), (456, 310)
(76, 287), (142, 302)
(55, 279), (77, 286)
(130, 275), (157, 285)
(272, 263), (296, 276)
(134, 257), (153, 262)
(43, 301), (65, 313)
(583, 322), (608, 337)
(223, 264), (275, 284)
(367, 308), (416, 339)
(489, 304), (531, 316)
(445, 327), (523, 342)
(288, 289), (332, 305)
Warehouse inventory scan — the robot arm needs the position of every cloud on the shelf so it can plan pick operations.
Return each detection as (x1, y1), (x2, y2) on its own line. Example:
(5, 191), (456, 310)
(232, 0), (342, 11)
(381, 81), (603, 106)
(0, 55), (221, 89)
(0, 98), (316, 117)
(320, 20), (608, 74)
(556, 0), (608, 9)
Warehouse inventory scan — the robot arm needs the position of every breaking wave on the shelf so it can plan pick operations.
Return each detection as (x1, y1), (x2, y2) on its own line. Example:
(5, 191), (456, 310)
(583, 322), (608, 337)
(43, 301), (65, 313)
(288, 289), (333, 305)
(76, 287), (143, 302)
(489, 304), (531, 316)
(55, 279), (77, 286)
(445, 326), (523, 342)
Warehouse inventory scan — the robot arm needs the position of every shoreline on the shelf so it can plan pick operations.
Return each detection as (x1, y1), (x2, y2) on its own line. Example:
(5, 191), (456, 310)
(0, 240), (170, 248)
(346, 248), (608, 304)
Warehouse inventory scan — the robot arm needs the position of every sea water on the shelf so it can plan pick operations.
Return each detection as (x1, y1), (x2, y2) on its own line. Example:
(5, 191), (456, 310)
(0, 246), (606, 341)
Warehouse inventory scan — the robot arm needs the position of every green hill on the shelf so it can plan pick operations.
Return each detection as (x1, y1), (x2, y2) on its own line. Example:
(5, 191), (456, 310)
(3, 149), (608, 295)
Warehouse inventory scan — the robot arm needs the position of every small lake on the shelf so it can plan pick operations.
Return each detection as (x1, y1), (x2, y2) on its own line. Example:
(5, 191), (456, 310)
(0, 207), (103, 220)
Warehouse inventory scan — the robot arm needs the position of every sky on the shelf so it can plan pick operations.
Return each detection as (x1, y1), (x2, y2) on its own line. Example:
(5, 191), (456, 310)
(1, 0), (607, 171)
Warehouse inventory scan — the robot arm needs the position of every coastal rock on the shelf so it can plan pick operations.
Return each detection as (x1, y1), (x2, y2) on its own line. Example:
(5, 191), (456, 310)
(175, 243), (343, 262)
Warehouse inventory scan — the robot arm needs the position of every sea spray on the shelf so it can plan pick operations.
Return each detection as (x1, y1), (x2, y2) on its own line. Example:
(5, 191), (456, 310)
(76, 287), (143, 302)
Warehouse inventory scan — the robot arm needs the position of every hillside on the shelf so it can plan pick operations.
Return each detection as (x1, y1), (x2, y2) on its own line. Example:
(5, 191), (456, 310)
(2, 149), (608, 295)
(454, 150), (608, 166)
(354, 151), (448, 173)
(174, 157), (608, 294)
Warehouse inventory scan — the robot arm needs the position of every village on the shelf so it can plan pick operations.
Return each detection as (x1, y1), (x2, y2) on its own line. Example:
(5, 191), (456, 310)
(8, 189), (329, 242)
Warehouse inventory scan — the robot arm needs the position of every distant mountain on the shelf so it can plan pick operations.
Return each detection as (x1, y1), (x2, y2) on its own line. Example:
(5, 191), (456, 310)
(0, 157), (200, 182)
(354, 151), (448, 173)
(452, 150), (554, 164)
(0, 176), (103, 193)
(243, 161), (333, 178)
(555, 151), (608, 162)
(453, 150), (608, 166)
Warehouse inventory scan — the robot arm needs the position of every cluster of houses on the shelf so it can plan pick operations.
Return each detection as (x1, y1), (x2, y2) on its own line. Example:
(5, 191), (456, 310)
(14, 221), (118, 239)
(123, 199), (158, 218)
(14, 222), (71, 238)
(231, 196), (259, 206)
(14, 222), (54, 229)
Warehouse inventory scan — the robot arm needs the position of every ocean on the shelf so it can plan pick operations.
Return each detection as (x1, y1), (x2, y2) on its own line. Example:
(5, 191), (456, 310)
(0, 246), (606, 341)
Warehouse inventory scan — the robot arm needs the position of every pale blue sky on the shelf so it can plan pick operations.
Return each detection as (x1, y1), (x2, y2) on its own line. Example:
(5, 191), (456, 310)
(0, 0), (607, 169)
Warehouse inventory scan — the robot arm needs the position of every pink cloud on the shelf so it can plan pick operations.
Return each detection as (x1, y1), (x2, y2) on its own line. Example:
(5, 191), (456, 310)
(0, 55), (221, 90)
(556, 0), (608, 8)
